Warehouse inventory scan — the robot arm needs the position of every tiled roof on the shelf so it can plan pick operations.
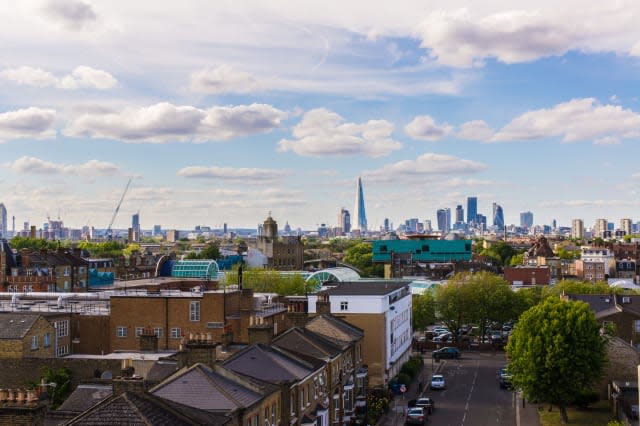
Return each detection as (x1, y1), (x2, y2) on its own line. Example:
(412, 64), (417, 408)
(146, 360), (179, 384)
(0, 313), (41, 339)
(305, 314), (364, 349)
(566, 294), (619, 315)
(319, 281), (410, 296)
(56, 384), (112, 413)
(272, 328), (341, 360)
(150, 364), (263, 412)
(64, 391), (224, 425)
(223, 344), (317, 383)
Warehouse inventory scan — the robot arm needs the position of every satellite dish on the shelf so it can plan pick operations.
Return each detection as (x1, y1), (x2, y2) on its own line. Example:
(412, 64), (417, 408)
(100, 370), (113, 380)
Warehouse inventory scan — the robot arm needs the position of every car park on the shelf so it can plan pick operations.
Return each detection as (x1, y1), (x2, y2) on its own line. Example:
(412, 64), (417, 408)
(415, 397), (435, 414)
(430, 374), (446, 390)
(432, 346), (460, 360)
(405, 407), (426, 425)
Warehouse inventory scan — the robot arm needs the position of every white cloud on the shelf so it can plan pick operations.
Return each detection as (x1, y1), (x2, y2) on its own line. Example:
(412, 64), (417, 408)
(177, 166), (290, 183)
(190, 65), (261, 94)
(491, 98), (640, 143)
(363, 152), (487, 182)
(0, 107), (56, 141)
(404, 115), (452, 141)
(43, 0), (97, 31)
(1, 66), (117, 90)
(64, 102), (287, 143)
(6, 156), (120, 176)
(278, 108), (401, 157)
(456, 120), (494, 141)
(593, 136), (620, 145)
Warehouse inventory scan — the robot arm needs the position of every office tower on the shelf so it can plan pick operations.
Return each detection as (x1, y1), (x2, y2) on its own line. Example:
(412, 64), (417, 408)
(424, 219), (432, 233)
(339, 208), (351, 233)
(492, 203), (504, 229)
(455, 205), (464, 224)
(467, 197), (477, 224)
(132, 212), (140, 237)
(383, 218), (390, 232)
(353, 177), (367, 231)
(477, 214), (487, 229)
(0, 203), (6, 238)
(594, 219), (608, 239)
(153, 225), (162, 236)
(621, 218), (632, 236)
(406, 218), (419, 232)
(520, 211), (533, 229)
(436, 208), (451, 232)
(552, 219), (557, 230)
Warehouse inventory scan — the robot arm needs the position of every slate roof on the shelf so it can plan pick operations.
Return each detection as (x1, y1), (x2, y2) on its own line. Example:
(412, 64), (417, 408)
(304, 314), (364, 349)
(319, 281), (410, 296)
(56, 384), (112, 414)
(565, 294), (619, 316)
(146, 360), (179, 384)
(223, 344), (318, 384)
(272, 327), (341, 361)
(64, 391), (228, 426)
(150, 363), (265, 412)
(0, 313), (41, 339)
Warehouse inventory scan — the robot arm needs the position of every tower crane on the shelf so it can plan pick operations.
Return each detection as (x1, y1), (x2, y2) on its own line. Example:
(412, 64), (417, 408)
(106, 178), (132, 240)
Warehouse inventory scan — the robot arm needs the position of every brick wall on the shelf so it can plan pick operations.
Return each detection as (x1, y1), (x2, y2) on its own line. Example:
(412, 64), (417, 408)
(0, 358), (121, 389)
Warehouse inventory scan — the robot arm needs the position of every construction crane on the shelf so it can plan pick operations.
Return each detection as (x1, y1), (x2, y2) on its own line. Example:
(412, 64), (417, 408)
(106, 178), (132, 240)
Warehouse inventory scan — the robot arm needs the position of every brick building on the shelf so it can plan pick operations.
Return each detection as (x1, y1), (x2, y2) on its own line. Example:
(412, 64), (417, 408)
(503, 266), (551, 286)
(0, 313), (71, 359)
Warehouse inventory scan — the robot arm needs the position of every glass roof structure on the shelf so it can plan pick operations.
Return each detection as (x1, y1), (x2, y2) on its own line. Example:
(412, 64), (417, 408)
(171, 260), (219, 279)
(306, 267), (361, 291)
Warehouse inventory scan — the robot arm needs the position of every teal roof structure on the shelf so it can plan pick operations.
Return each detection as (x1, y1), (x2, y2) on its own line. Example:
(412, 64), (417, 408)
(306, 267), (361, 291)
(171, 259), (219, 279)
(372, 239), (472, 262)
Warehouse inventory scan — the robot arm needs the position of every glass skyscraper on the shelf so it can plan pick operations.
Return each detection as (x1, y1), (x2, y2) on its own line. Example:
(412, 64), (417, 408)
(467, 197), (477, 224)
(493, 202), (505, 229)
(353, 177), (367, 231)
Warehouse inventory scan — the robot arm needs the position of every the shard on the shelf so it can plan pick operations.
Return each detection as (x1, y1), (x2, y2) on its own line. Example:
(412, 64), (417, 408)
(353, 177), (367, 232)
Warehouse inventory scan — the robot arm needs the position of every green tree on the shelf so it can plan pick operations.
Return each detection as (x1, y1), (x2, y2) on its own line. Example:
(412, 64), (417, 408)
(343, 242), (383, 277)
(434, 275), (474, 336)
(480, 241), (518, 266)
(509, 253), (524, 266)
(40, 366), (72, 410)
(412, 291), (436, 331)
(542, 279), (611, 298)
(9, 236), (58, 251)
(224, 267), (311, 295)
(506, 298), (607, 424)
(77, 241), (125, 258)
(199, 242), (221, 259)
(122, 243), (141, 257)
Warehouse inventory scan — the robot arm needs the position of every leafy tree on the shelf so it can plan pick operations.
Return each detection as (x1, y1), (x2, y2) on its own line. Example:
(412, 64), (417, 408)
(480, 241), (518, 266)
(434, 275), (474, 337)
(542, 279), (611, 298)
(343, 242), (383, 277)
(224, 267), (311, 295)
(9, 236), (58, 251)
(122, 243), (141, 257)
(412, 291), (436, 331)
(506, 298), (606, 423)
(509, 253), (524, 266)
(77, 241), (125, 258)
(556, 246), (580, 260)
(40, 366), (72, 410)
(199, 242), (221, 259)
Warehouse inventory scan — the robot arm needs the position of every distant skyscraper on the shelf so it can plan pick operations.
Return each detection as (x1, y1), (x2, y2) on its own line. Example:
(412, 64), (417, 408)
(572, 219), (584, 239)
(424, 220), (432, 233)
(153, 224), (162, 236)
(383, 218), (390, 232)
(492, 202), (504, 229)
(436, 208), (451, 232)
(339, 208), (351, 233)
(353, 177), (367, 232)
(621, 218), (632, 236)
(132, 212), (140, 238)
(594, 218), (608, 239)
(455, 205), (464, 224)
(0, 203), (7, 238)
(467, 197), (477, 224)
(520, 211), (533, 228)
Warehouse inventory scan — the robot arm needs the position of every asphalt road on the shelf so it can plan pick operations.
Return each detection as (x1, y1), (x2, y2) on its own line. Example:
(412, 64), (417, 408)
(422, 351), (516, 426)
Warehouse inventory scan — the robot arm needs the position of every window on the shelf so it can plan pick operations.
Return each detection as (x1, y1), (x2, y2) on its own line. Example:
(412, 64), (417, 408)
(56, 321), (69, 337)
(171, 328), (182, 339)
(63, 267), (70, 276)
(135, 327), (144, 337)
(154, 327), (163, 337)
(340, 301), (348, 311)
(117, 326), (127, 338)
(190, 301), (200, 321)
(31, 335), (38, 350)
(635, 320), (640, 333)
(43, 332), (51, 347)
(56, 345), (69, 357)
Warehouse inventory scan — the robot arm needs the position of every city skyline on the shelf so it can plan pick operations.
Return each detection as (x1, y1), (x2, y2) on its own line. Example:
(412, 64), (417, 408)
(3, 1), (640, 229)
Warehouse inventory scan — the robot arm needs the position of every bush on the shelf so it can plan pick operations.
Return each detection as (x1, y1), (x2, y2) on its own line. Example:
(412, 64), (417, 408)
(397, 372), (411, 386)
(573, 390), (599, 408)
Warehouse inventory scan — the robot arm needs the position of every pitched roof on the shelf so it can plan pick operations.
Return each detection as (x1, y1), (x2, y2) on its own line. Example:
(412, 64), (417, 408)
(64, 391), (227, 425)
(304, 315), (364, 349)
(150, 363), (265, 412)
(146, 360), (179, 384)
(222, 344), (318, 383)
(319, 281), (410, 296)
(565, 294), (618, 315)
(272, 327), (341, 360)
(0, 313), (41, 339)
(56, 384), (112, 414)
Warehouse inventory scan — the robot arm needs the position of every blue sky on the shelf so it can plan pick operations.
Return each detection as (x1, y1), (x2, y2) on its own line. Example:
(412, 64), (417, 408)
(2, 0), (640, 231)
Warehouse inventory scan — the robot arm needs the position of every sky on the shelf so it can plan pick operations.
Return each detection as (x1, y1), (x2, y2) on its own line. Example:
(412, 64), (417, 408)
(2, 1), (640, 231)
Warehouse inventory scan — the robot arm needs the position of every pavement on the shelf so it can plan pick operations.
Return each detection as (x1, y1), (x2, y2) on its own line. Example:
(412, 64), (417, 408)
(378, 353), (540, 426)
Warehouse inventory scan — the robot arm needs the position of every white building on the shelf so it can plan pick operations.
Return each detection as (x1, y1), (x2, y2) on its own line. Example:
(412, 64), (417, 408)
(581, 246), (615, 277)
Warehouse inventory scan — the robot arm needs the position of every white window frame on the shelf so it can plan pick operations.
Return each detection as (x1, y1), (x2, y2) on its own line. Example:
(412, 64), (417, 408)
(117, 326), (127, 338)
(171, 328), (182, 339)
(340, 301), (348, 311)
(135, 327), (144, 337)
(190, 301), (201, 321)
(154, 327), (163, 337)
(31, 335), (38, 350)
(43, 332), (51, 347)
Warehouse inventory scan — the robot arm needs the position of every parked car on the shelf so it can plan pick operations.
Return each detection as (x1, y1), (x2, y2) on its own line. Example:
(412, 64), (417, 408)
(405, 407), (426, 425)
(432, 347), (460, 360)
(498, 366), (512, 389)
(431, 333), (451, 342)
(415, 397), (435, 414)
(430, 374), (446, 390)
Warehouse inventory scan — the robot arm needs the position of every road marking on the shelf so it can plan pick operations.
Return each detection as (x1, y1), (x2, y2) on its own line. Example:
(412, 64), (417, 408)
(461, 361), (479, 426)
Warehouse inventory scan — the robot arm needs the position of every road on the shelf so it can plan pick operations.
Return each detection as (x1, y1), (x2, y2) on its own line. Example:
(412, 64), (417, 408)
(421, 351), (516, 426)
